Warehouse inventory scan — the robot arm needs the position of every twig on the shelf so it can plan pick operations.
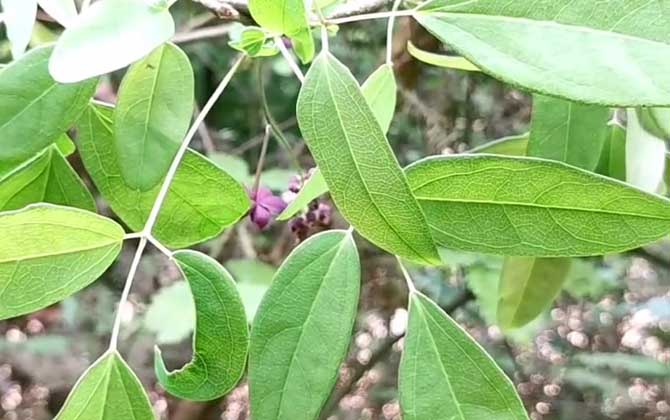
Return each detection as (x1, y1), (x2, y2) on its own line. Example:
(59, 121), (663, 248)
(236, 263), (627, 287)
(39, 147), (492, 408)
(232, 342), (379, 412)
(191, 0), (249, 19)
(327, 9), (414, 25)
(275, 36), (305, 83)
(386, 0), (404, 65)
(252, 125), (272, 193)
(173, 24), (233, 44)
(327, 0), (391, 19)
(194, 104), (217, 154)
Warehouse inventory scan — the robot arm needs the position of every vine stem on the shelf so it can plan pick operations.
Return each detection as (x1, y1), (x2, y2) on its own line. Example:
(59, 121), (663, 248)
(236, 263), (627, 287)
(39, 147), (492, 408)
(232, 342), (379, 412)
(327, 9), (414, 25)
(396, 256), (417, 294)
(386, 0), (404, 65)
(252, 125), (272, 193)
(275, 37), (305, 83)
(109, 237), (148, 351)
(109, 54), (245, 351)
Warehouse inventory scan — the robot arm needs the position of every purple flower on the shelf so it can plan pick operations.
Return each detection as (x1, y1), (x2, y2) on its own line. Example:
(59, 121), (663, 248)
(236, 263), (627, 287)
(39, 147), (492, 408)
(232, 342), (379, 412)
(249, 187), (287, 230)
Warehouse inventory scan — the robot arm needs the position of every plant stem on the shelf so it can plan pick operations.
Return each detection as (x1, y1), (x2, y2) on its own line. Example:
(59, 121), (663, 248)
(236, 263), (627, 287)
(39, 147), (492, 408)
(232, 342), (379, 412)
(327, 9), (414, 25)
(252, 125), (272, 193)
(321, 25), (329, 52)
(108, 54), (245, 351)
(143, 54), (245, 236)
(386, 0), (404, 65)
(109, 237), (147, 351)
(275, 37), (305, 83)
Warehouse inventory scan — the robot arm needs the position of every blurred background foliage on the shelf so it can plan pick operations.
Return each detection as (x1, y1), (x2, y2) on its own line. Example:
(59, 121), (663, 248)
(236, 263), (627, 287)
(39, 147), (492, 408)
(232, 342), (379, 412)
(1, 1), (670, 420)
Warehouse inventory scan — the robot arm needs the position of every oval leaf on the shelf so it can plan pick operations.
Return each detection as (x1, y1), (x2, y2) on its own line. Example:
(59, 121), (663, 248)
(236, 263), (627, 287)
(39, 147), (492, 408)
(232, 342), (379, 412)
(36, 0), (78, 27)
(400, 291), (528, 420)
(114, 42), (194, 191)
(415, 1), (670, 106)
(76, 104), (250, 248)
(0, 204), (124, 320)
(497, 257), (571, 330)
(55, 351), (154, 420)
(249, 230), (360, 420)
(0, 145), (95, 212)
(155, 250), (249, 401)
(248, 0), (314, 63)
(1, 0), (37, 59)
(297, 52), (439, 265)
(528, 94), (611, 171)
(0, 45), (97, 162)
(49, 0), (175, 83)
(406, 154), (670, 257)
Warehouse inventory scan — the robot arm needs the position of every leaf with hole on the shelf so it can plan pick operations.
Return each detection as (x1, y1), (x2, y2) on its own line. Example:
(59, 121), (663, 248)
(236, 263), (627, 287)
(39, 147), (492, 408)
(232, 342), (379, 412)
(54, 351), (154, 420)
(155, 250), (248, 401)
(76, 104), (250, 248)
(0, 204), (124, 320)
(49, 0), (175, 83)
(297, 52), (439, 265)
(114, 43), (194, 191)
(0, 46), (97, 162)
(405, 154), (670, 257)
(249, 230), (360, 420)
(399, 291), (528, 420)
(0, 144), (95, 212)
(415, 0), (670, 106)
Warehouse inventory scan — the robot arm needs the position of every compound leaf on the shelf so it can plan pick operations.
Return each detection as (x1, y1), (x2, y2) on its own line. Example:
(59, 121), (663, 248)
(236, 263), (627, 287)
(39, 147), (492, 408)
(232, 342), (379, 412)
(49, 0), (175, 83)
(249, 230), (360, 420)
(297, 52), (439, 265)
(405, 154), (670, 257)
(0, 204), (124, 320)
(54, 351), (154, 420)
(399, 291), (528, 420)
(415, 0), (670, 106)
(76, 104), (250, 249)
(0, 45), (97, 162)
(114, 42), (194, 191)
(155, 250), (248, 401)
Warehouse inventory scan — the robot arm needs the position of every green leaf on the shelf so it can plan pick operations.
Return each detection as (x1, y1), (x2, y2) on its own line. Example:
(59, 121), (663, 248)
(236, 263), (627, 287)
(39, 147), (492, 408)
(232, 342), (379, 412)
(528, 95), (610, 171)
(636, 108), (670, 141)
(1, 0), (36, 59)
(278, 64), (397, 221)
(469, 133), (529, 156)
(407, 40), (479, 72)
(54, 351), (154, 420)
(360, 64), (397, 133)
(0, 145), (95, 212)
(55, 133), (76, 156)
(0, 204), (124, 320)
(49, 0), (175, 83)
(0, 46), (97, 162)
(596, 123), (626, 181)
(144, 281), (195, 345)
(210, 153), (250, 184)
(297, 52), (439, 265)
(155, 250), (248, 401)
(36, 0), (78, 27)
(277, 168), (327, 221)
(226, 258), (276, 321)
(76, 104), (250, 248)
(248, 0), (314, 63)
(415, 1), (670, 106)
(249, 230), (360, 420)
(399, 291), (528, 420)
(405, 154), (670, 257)
(497, 257), (571, 330)
(228, 26), (280, 57)
(114, 43), (194, 191)
(626, 109), (667, 193)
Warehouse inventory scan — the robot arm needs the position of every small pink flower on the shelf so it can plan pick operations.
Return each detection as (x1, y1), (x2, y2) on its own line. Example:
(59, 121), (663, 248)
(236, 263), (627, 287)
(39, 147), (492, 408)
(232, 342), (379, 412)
(249, 187), (287, 230)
